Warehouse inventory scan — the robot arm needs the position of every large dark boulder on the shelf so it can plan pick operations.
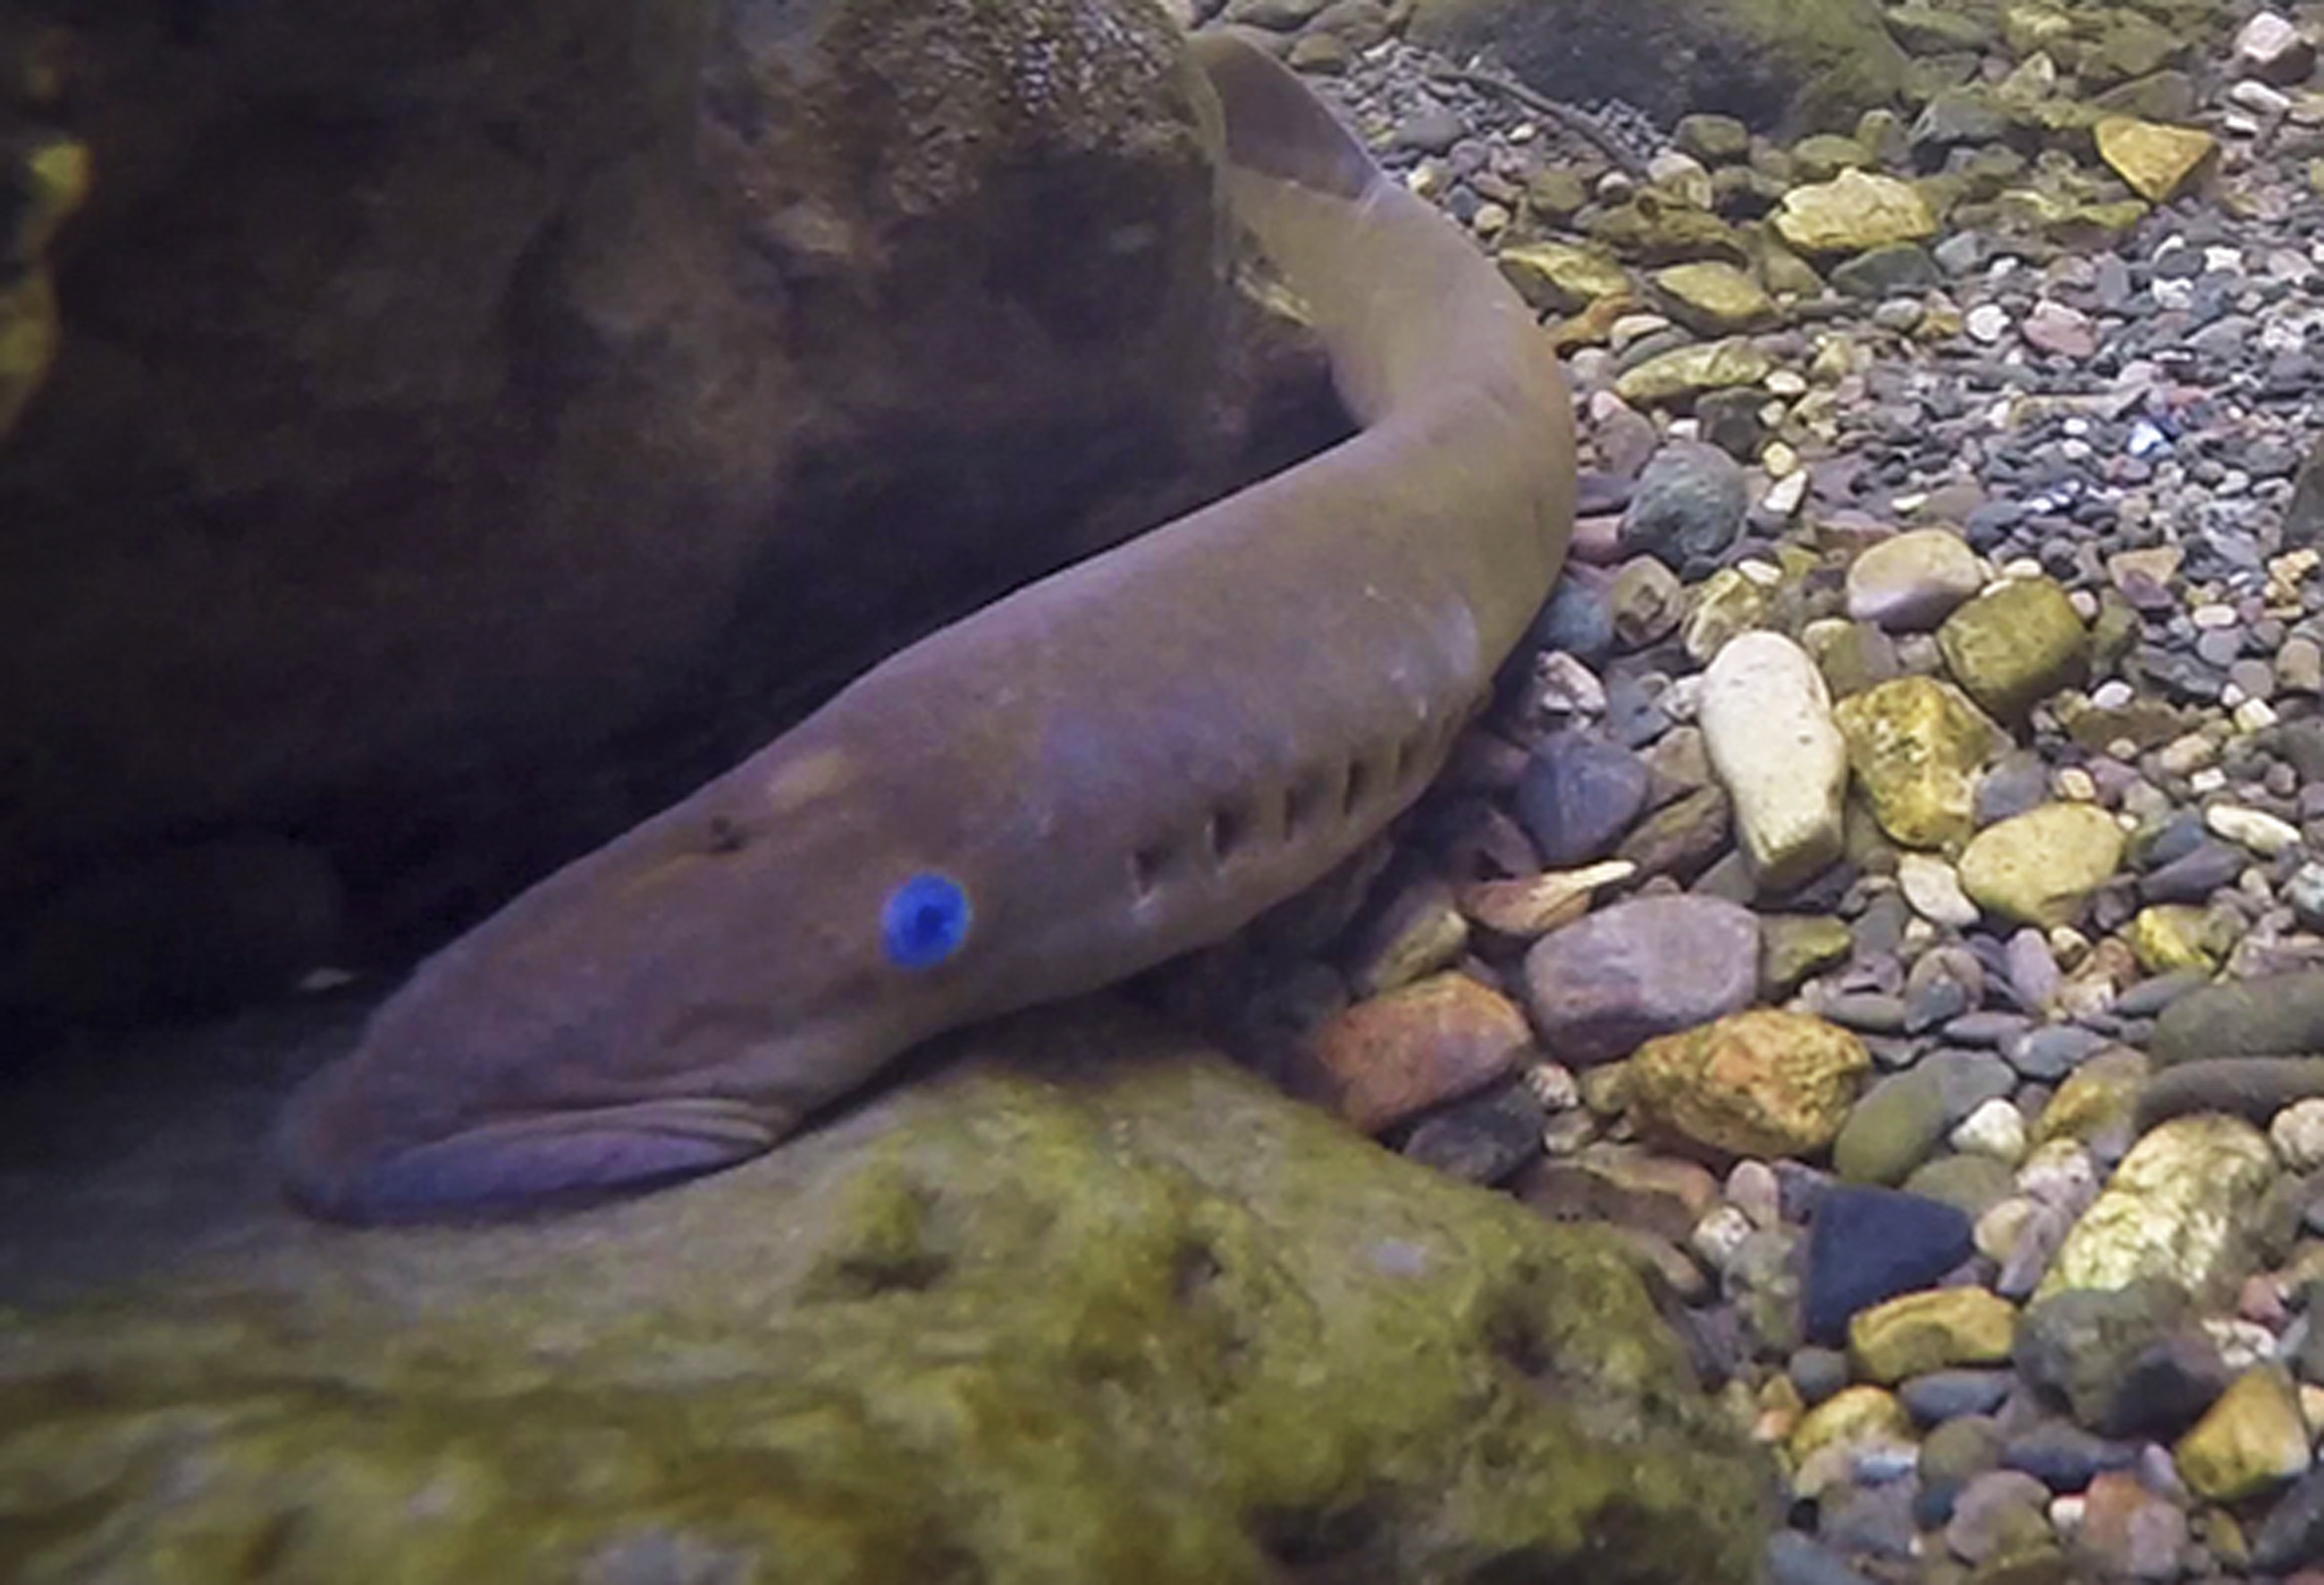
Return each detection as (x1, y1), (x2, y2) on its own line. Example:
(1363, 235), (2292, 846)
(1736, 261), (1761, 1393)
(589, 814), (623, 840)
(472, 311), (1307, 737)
(0, 0), (1330, 995)
(1407, 0), (1909, 136)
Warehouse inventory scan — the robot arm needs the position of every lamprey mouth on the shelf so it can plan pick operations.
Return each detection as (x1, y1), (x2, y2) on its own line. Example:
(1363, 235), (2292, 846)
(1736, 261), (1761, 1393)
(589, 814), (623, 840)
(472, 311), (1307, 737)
(277, 1093), (785, 1224)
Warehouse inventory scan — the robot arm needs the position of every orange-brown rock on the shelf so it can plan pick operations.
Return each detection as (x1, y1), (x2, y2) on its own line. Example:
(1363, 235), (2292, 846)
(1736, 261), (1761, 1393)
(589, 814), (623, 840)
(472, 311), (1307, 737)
(1304, 972), (1534, 1134)
(1625, 1008), (1871, 1159)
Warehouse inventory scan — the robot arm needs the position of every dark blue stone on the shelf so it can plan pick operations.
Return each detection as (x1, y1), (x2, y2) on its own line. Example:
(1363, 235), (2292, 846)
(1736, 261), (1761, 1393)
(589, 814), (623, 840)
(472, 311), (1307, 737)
(2001, 1419), (2141, 1491)
(1513, 731), (1651, 866)
(1899, 1368), (2013, 1422)
(1529, 577), (1616, 663)
(1804, 1185), (1974, 1345)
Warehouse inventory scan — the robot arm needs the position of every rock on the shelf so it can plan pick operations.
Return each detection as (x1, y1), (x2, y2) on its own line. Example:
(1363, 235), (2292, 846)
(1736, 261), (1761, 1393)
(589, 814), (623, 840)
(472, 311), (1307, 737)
(2124, 904), (2228, 974)
(1496, 240), (1633, 315)
(2175, 1364), (2312, 1503)
(1805, 1185), (1975, 1349)
(1341, 877), (1469, 998)
(1614, 785), (1733, 881)
(1789, 1385), (1916, 1498)
(2094, 115), (2219, 205)
(1957, 804), (2126, 928)
(1626, 1009), (1871, 1159)
(1522, 895), (1761, 1064)
(1406, 0), (1907, 134)
(1682, 569), (1772, 665)
(1846, 528), (1985, 632)
(2073, 1469), (2189, 1581)
(2208, 802), (2305, 857)
(2252, 1463), (2324, 1573)
(2034, 1049), (2149, 1151)
(0, 1001), (1773, 1581)
(1920, 1415), (2007, 1527)
(1519, 1144), (1722, 1244)
(2236, 11), (2316, 85)
(1609, 555), (1686, 650)
(1833, 1067), (1949, 1186)
(2037, 1115), (2279, 1304)
(1700, 632), (1849, 890)
(1834, 676), (2005, 851)
(1945, 1471), (2057, 1566)
(1760, 914), (1857, 999)
(1402, 1080), (1550, 1185)
(1303, 973), (1535, 1133)
(1614, 339), (1776, 406)
(1621, 440), (1749, 568)
(1766, 1530), (1881, 1585)
(1937, 577), (2090, 721)
(1650, 261), (1778, 334)
(1848, 1288), (2018, 1384)
(1455, 860), (1637, 939)
(2015, 1279), (2228, 1437)
(2, 0), (1286, 942)
(1899, 1368), (2012, 1423)
(2151, 970), (2324, 1067)
(1773, 169), (1939, 256)
(1898, 853), (1981, 927)
(1515, 733), (1652, 866)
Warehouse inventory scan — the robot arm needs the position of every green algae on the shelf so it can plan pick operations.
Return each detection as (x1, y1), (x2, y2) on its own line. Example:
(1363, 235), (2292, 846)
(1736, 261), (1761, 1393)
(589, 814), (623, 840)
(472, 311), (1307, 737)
(0, 1009), (1771, 1583)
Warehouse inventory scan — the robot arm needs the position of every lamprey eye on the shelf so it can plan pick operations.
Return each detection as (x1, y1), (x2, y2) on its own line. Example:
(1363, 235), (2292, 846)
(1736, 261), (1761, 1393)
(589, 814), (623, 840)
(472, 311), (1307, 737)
(881, 873), (973, 969)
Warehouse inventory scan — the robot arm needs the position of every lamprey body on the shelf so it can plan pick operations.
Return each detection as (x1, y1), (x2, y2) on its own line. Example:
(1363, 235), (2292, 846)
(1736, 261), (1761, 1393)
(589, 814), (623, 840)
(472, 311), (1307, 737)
(278, 31), (1577, 1219)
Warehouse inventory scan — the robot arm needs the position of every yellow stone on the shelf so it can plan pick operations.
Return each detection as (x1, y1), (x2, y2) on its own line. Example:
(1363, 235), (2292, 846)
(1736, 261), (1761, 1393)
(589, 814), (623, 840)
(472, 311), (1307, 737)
(1787, 1384), (1913, 1497)
(0, 269), (60, 439)
(1613, 338), (1774, 407)
(1956, 803), (2126, 929)
(2176, 1365), (2312, 1502)
(1650, 260), (1777, 335)
(1773, 168), (1938, 255)
(2037, 1115), (2278, 1303)
(1833, 676), (2006, 851)
(1848, 1287), (2017, 1384)
(2033, 1048), (2149, 1146)
(2095, 115), (2219, 205)
(1626, 1009), (1871, 1159)
(2125, 904), (2228, 974)
(1496, 240), (1633, 315)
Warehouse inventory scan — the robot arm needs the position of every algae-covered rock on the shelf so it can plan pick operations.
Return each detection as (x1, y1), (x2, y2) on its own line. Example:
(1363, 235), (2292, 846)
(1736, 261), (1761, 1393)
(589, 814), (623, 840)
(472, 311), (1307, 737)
(1938, 576), (2090, 721)
(1833, 675), (2005, 851)
(0, 1000), (1772, 1584)
(2035, 1114), (2278, 1304)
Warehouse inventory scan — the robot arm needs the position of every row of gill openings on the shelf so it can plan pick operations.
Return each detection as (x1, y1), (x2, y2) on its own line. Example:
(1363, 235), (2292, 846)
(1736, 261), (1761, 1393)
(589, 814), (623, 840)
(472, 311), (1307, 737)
(1125, 708), (1455, 904)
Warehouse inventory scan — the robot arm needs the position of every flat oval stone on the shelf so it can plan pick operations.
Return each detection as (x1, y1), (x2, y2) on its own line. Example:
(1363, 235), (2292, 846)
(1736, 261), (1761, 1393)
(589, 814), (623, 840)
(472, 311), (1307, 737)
(1846, 528), (1985, 631)
(1521, 894), (1760, 1064)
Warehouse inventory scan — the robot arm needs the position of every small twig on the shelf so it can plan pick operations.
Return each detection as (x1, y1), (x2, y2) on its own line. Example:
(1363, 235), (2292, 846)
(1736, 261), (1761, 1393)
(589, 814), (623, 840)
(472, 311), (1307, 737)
(1424, 62), (1653, 181)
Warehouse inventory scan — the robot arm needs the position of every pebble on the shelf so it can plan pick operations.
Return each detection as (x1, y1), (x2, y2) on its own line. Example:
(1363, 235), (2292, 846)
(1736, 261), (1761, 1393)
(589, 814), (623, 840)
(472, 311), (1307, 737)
(1521, 895), (1761, 1063)
(1700, 632), (1849, 889)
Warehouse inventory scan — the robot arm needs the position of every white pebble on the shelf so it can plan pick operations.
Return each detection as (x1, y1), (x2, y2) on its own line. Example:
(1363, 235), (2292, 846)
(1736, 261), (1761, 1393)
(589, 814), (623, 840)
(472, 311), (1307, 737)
(2017, 1138), (2100, 1215)
(2091, 679), (2135, 709)
(1535, 652), (1607, 715)
(2050, 1495), (2085, 1539)
(2208, 803), (2304, 856)
(2054, 766), (2098, 802)
(1726, 1159), (1783, 1227)
(1691, 1203), (1756, 1270)
(1951, 1097), (2029, 1164)
(2237, 697), (2282, 733)
(1898, 852), (1980, 928)
(1699, 632), (1848, 889)
(1974, 1194), (2042, 1265)
(1966, 302), (2012, 342)
(2192, 603), (2241, 628)
(1761, 470), (1809, 517)
(2190, 768), (2229, 795)
(2274, 1097), (2324, 1171)
(2204, 1318), (2280, 1372)
(1523, 1061), (1581, 1110)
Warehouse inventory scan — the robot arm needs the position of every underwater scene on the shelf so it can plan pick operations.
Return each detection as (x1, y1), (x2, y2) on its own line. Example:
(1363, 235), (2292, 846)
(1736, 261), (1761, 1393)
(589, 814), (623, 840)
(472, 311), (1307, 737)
(13, 0), (2324, 1579)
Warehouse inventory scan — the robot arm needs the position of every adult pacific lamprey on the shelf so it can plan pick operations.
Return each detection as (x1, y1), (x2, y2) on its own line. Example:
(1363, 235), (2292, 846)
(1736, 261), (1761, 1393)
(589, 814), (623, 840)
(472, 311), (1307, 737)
(276, 30), (1579, 1221)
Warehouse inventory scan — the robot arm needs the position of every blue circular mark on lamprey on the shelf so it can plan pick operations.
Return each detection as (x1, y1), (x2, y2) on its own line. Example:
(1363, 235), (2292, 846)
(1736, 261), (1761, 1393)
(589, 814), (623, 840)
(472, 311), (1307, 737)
(882, 873), (973, 969)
